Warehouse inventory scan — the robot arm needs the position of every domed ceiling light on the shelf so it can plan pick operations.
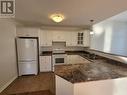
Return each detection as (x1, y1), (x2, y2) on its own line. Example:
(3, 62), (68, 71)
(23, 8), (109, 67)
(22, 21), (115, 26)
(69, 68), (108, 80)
(50, 13), (65, 23)
(90, 20), (94, 35)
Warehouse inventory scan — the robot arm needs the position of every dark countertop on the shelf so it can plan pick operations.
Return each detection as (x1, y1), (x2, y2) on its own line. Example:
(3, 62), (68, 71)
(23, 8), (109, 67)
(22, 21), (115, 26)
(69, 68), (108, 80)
(55, 51), (127, 83)
(40, 51), (52, 56)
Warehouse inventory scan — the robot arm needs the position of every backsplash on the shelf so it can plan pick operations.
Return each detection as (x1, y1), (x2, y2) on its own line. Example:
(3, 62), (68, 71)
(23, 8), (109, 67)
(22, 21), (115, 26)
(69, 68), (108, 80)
(40, 46), (86, 52)
(85, 49), (127, 64)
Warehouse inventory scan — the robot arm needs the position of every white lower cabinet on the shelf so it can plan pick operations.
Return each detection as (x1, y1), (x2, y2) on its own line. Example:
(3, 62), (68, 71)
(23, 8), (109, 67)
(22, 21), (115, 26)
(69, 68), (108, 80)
(56, 75), (73, 95)
(39, 56), (52, 72)
(56, 75), (127, 95)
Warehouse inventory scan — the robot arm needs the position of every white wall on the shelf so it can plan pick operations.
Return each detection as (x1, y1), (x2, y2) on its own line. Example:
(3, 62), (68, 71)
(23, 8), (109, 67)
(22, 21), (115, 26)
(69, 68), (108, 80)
(90, 20), (127, 56)
(0, 19), (17, 92)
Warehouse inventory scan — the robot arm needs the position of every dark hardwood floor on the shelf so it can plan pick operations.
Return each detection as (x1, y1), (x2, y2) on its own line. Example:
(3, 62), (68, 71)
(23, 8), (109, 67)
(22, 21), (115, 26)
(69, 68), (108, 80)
(0, 73), (55, 95)
(9, 90), (53, 95)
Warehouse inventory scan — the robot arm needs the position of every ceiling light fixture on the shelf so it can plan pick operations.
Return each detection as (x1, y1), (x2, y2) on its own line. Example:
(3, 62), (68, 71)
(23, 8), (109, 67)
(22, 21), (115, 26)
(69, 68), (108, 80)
(90, 19), (94, 35)
(50, 13), (65, 23)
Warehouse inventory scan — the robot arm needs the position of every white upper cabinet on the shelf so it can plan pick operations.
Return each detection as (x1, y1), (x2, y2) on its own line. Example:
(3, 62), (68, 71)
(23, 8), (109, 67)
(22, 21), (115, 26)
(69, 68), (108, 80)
(52, 31), (67, 42)
(66, 31), (77, 46)
(24, 28), (90, 47)
(66, 30), (90, 47)
(39, 30), (53, 46)
(77, 32), (84, 46)
(76, 30), (90, 47)
(16, 27), (39, 37)
(83, 30), (90, 47)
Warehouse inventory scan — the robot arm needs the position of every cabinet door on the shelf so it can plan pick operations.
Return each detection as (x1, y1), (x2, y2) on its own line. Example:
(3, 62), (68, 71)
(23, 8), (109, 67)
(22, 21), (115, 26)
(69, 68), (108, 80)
(39, 30), (46, 46)
(75, 30), (90, 47)
(39, 56), (52, 72)
(83, 30), (90, 47)
(56, 75), (73, 95)
(40, 56), (46, 72)
(77, 32), (84, 46)
(53, 31), (66, 42)
(66, 32), (77, 46)
(16, 27), (39, 37)
(39, 30), (52, 46)
(46, 31), (53, 46)
(45, 56), (52, 71)
(71, 32), (77, 46)
(66, 32), (71, 46)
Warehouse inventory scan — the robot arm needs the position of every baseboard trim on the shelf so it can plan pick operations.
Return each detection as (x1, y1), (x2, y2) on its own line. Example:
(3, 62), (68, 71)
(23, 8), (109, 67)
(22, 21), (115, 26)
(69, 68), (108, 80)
(0, 76), (17, 93)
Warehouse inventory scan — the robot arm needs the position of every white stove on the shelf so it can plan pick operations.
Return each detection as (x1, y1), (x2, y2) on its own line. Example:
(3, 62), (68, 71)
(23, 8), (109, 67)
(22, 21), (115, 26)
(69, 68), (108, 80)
(52, 49), (67, 71)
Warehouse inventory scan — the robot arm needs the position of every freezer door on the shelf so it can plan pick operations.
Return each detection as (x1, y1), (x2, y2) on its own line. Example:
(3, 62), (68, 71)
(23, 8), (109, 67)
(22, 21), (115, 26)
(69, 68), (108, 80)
(18, 61), (38, 76)
(17, 38), (37, 61)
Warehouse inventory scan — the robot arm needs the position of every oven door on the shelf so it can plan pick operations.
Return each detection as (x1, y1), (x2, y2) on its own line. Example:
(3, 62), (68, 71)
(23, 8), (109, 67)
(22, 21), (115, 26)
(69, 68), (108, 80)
(55, 58), (65, 64)
(53, 54), (67, 65)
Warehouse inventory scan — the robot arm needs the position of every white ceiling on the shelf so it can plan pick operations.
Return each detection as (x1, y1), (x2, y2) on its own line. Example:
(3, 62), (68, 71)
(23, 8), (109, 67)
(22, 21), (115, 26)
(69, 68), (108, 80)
(15, 0), (127, 27)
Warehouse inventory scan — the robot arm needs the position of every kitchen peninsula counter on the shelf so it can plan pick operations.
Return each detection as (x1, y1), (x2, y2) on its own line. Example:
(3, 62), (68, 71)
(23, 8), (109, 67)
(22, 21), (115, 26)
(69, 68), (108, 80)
(55, 52), (127, 83)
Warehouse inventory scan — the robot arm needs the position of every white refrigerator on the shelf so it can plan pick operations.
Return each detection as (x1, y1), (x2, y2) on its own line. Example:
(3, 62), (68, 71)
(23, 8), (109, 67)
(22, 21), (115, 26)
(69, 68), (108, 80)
(16, 38), (38, 76)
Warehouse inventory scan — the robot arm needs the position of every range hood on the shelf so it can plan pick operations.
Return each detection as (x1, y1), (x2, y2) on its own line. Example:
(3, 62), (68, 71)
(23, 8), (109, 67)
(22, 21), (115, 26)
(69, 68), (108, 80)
(52, 42), (66, 53)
